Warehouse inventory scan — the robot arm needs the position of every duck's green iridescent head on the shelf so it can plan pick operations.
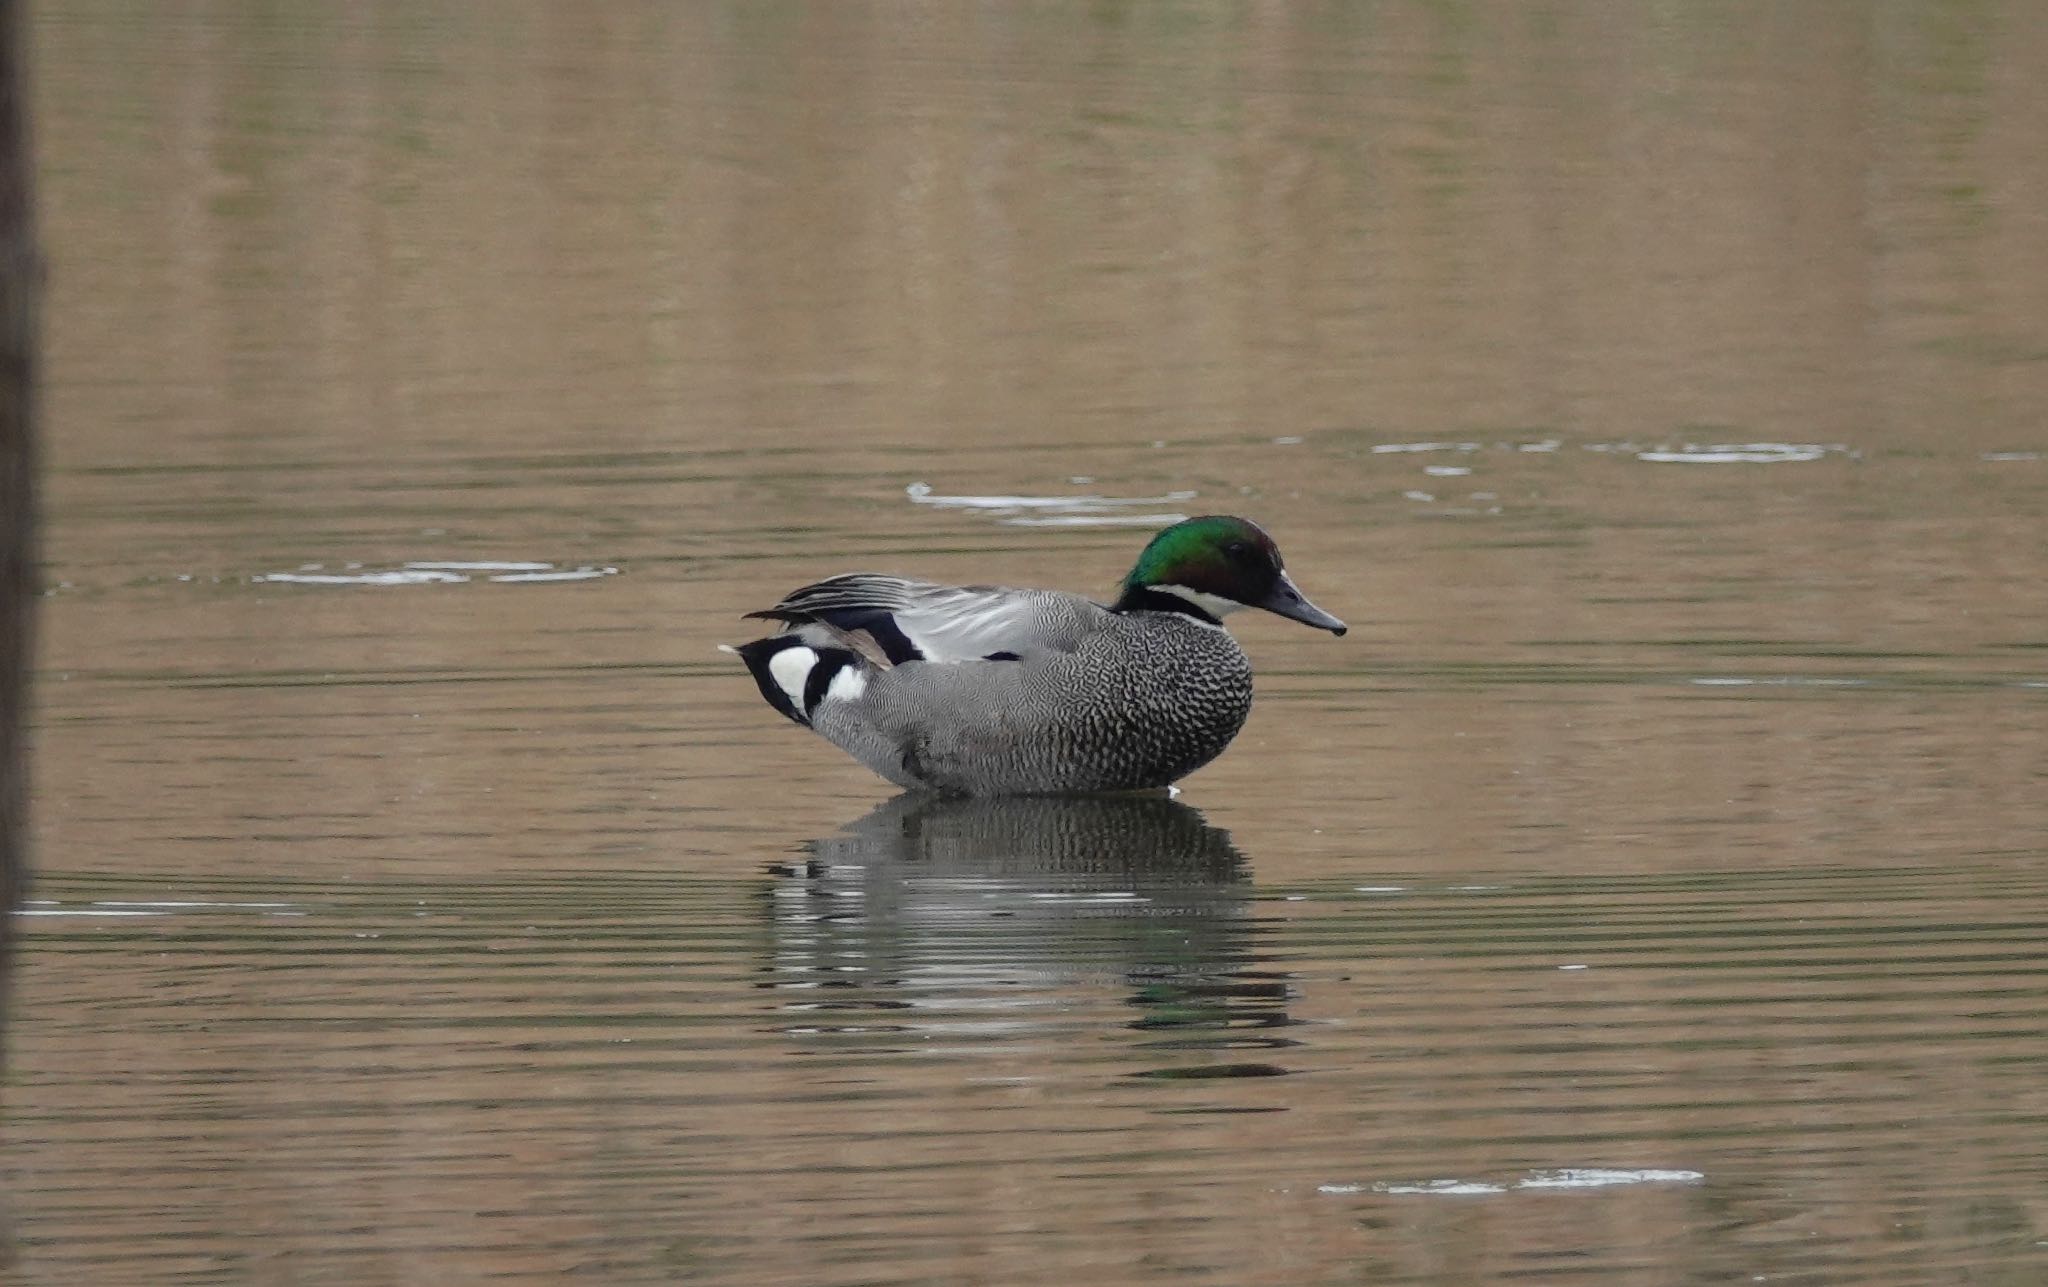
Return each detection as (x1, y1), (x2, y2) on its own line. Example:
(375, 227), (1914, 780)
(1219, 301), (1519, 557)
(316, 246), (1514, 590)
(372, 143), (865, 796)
(1118, 515), (1346, 634)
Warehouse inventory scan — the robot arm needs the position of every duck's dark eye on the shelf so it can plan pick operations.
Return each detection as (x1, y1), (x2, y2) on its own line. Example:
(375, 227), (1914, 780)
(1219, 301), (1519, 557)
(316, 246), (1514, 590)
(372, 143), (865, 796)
(1224, 541), (1253, 558)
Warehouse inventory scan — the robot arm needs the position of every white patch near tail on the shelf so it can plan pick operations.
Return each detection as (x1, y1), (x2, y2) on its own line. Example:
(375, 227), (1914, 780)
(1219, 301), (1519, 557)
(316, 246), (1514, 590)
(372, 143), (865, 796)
(824, 666), (867, 704)
(767, 645), (819, 709)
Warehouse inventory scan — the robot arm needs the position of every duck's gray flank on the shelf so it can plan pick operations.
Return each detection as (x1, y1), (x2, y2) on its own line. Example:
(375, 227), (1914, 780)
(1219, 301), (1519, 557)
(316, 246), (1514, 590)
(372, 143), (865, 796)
(726, 515), (1345, 796)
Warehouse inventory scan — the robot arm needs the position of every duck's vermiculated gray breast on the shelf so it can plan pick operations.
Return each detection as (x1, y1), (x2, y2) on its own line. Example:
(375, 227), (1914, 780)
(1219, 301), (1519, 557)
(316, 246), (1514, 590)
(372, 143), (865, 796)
(1009, 615), (1253, 792)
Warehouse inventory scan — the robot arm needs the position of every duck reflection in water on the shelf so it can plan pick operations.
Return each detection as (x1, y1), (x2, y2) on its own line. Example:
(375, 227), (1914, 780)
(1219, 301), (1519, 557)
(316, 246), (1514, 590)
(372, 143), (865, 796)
(759, 794), (1302, 1080)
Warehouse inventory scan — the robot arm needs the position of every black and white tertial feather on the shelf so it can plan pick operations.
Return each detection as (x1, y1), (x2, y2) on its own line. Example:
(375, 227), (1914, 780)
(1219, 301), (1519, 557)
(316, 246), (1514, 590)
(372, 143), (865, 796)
(726, 517), (1345, 796)
(747, 574), (1097, 665)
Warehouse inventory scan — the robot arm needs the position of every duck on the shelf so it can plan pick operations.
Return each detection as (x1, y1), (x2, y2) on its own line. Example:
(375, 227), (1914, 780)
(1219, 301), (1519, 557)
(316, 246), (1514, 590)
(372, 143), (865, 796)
(725, 515), (1345, 796)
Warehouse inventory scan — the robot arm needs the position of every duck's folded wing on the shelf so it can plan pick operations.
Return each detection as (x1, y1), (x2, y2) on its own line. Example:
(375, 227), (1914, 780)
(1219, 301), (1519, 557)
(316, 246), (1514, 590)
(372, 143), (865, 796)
(748, 574), (1100, 664)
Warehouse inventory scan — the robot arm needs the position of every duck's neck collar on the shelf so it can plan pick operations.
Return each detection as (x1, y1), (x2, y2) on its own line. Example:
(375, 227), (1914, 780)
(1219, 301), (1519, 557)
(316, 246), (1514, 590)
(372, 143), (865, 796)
(1114, 583), (1239, 627)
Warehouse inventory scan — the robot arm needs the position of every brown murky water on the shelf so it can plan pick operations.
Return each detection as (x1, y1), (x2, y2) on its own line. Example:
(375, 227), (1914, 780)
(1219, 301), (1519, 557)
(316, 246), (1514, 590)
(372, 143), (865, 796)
(10, 2), (2048, 1283)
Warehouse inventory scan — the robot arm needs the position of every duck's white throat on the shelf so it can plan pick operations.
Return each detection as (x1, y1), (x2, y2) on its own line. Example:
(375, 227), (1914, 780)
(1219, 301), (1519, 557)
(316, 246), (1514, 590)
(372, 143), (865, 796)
(1152, 584), (1242, 624)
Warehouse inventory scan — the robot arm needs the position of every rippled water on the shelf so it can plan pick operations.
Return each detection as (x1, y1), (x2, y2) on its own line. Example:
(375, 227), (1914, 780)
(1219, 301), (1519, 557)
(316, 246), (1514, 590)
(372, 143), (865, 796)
(11, 3), (2048, 1284)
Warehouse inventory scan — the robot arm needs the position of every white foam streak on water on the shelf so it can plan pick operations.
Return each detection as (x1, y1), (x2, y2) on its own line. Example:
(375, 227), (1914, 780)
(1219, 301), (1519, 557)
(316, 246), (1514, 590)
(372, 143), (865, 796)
(1691, 676), (1870, 688)
(1364, 438), (1574, 456)
(1019, 891), (1144, 904)
(254, 562), (617, 586)
(1320, 1168), (1706, 1197)
(486, 567), (619, 582)
(1324, 1179), (1507, 1195)
(256, 569), (469, 585)
(404, 561), (555, 572)
(998, 513), (1188, 528)
(1636, 443), (1830, 464)
(1518, 1168), (1706, 1190)
(94, 900), (301, 910)
(905, 482), (1197, 512)
(16, 899), (308, 918)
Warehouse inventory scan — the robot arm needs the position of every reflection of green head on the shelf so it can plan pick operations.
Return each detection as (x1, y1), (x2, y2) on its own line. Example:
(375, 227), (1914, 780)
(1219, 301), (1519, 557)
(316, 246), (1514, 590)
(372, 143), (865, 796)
(1122, 515), (1279, 595)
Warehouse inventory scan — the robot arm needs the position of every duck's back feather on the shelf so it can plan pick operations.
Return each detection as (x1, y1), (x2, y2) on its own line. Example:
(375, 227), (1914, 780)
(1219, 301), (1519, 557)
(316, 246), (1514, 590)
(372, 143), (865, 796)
(747, 574), (1108, 665)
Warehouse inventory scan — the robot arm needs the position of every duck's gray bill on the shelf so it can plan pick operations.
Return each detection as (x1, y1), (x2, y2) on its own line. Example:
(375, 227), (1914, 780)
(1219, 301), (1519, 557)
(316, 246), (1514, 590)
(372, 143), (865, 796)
(1260, 571), (1347, 635)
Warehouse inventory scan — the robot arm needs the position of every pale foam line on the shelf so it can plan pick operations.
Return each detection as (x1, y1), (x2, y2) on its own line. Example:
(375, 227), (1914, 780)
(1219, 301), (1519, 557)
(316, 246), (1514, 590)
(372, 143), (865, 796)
(1637, 442), (1830, 464)
(1322, 1180), (1505, 1196)
(1518, 1168), (1705, 1190)
(998, 513), (1188, 528)
(1022, 891), (1144, 903)
(94, 900), (300, 910)
(906, 482), (1197, 511)
(488, 567), (618, 582)
(19, 898), (310, 918)
(256, 561), (615, 586)
(1691, 676), (1868, 688)
(405, 560), (553, 572)
(1321, 1168), (1703, 1197)
(256, 570), (468, 586)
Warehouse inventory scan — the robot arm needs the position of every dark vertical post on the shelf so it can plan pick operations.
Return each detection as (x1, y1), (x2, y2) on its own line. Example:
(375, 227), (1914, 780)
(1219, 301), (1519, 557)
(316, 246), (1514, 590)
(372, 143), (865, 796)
(0, 0), (40, 1057)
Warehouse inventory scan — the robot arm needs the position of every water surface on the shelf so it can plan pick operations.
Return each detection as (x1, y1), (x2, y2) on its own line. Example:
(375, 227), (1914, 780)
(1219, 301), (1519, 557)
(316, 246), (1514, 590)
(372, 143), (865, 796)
(11, 3), (2048, 1283)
